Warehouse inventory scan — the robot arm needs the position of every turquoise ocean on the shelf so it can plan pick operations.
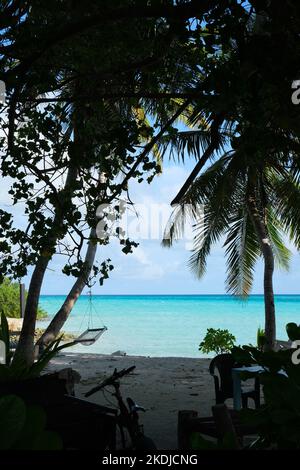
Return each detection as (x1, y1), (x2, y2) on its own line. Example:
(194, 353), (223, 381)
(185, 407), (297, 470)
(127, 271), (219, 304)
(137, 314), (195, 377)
(38, 295), (300, 358)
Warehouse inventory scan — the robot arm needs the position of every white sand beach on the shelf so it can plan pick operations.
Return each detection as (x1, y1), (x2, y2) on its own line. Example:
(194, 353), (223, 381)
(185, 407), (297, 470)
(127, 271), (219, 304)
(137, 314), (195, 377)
(47, 353), (217, 449)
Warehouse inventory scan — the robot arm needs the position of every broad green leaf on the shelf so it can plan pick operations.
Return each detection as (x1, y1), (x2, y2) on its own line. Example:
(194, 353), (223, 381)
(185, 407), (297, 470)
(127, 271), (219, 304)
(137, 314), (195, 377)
(0, 395), (26, 449)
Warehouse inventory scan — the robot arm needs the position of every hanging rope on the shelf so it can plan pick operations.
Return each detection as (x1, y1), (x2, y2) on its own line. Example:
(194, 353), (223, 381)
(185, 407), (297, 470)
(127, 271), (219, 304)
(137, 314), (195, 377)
(88, 289), (93, 329)
(74, 284), (107, 346)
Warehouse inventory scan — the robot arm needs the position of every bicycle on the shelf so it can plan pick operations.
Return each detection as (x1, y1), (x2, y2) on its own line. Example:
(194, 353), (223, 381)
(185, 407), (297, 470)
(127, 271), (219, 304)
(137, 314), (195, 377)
(85, 365), (157, 450)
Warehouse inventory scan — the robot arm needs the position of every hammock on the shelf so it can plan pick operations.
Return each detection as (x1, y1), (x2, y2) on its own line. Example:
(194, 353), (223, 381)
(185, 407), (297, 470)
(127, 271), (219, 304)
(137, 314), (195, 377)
(74, 289), (107, 346)
(74, 326), (107, 346)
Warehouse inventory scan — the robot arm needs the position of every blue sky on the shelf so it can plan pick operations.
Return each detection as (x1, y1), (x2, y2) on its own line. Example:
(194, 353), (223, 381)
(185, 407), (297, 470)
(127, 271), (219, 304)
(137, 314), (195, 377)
(10, 160), (299, 296)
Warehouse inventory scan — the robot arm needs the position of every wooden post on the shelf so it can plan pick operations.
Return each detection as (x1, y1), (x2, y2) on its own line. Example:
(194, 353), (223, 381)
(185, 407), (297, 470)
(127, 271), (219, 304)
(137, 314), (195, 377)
(178, 410), (198, 450)
(212, 404), (241, 449)
(19, 283), (25, 318)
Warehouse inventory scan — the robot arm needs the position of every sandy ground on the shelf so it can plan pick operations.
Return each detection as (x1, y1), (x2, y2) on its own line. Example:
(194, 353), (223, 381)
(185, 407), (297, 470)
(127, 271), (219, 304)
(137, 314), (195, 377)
(47, 353), (220, 449)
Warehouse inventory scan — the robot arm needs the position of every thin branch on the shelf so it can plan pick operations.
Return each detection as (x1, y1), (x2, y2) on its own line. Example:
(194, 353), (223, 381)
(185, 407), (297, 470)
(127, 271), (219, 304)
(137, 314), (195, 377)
(108, 98), (193, 202)
(16, 92), (208, 103)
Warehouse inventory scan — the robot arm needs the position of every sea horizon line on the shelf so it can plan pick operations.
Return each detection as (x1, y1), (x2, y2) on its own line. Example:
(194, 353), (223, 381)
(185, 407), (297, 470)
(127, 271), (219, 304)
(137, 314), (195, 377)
(40, 293), (300, 297)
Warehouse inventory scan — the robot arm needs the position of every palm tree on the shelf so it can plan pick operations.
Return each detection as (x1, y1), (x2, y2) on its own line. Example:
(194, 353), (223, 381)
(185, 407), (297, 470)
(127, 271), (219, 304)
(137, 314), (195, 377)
(163, 138), (300, 350)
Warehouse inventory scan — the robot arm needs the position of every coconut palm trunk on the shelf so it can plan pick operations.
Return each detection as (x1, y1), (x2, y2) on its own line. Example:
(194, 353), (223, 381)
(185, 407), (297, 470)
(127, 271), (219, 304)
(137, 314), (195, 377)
(247, 194), (276, 350)
(36, 228), (98, 351)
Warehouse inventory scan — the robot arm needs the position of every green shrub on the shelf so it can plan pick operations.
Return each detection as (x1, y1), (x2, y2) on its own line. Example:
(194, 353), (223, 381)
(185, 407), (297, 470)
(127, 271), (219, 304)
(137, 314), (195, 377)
(257, 326), (266, 351)
(0, 278), (47, 319)
(199, 328), (236, 355)
(0, 312), (75, 378)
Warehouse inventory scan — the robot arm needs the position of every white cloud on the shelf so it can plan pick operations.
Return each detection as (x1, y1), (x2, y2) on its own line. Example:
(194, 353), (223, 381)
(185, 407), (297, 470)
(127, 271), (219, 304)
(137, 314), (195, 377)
(131, 246), (149, 265)
(6, 161), (299, 295)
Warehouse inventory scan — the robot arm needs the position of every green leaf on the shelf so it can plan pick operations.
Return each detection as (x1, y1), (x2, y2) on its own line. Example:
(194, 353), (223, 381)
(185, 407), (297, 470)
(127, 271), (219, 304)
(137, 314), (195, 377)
(0, 395), (26, 449)
(286, 323), (300, 341)
(12, 404), (47, 449)
(28, 338), (75, 378)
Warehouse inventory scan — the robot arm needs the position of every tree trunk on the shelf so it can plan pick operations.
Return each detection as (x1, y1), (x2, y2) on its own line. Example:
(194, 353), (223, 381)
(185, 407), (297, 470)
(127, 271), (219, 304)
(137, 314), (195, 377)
(13, 97), (87, 366)
(247, 196), (276, 350)
(36, 229), (98, 350)
(13, 256), (50, 365)
(13, 165), (78, 366)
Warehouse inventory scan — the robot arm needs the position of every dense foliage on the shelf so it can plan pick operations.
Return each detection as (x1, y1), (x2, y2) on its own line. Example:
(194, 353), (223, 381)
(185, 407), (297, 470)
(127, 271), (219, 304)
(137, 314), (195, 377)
(0, 1), (300, 359)
(232, 323), (300, 449)
(0, 279), (46, 319)
(0, 0), (209, 362)
(0, 312), (73, 380)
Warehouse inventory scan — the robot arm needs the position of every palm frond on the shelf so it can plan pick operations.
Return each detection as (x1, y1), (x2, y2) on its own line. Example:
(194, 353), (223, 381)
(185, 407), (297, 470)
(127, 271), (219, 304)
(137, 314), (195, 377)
(169, 98), (208, 129)
(224, 210), (261, 296)
(266, 207), (291, 270)
(156, 129), (228, 163)
(270, 171), (300, 248)
(162, 153), (233, 272)
(162, 203), (199, 247)
(186, 155), (241, 278)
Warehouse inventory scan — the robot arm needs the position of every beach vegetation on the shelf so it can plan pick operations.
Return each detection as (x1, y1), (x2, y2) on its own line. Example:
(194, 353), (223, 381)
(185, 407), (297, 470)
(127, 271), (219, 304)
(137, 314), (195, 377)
(0, 313), (74, 380)
(0, 278), (47, 320)
(199, 328), (236, 355)
(257, 327), (266, 351)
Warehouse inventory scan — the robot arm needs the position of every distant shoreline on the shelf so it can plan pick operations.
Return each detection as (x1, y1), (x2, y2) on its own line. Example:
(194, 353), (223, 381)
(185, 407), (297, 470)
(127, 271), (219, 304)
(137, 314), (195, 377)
(39, 294), (299, 357)
(40, 293), (300, 297)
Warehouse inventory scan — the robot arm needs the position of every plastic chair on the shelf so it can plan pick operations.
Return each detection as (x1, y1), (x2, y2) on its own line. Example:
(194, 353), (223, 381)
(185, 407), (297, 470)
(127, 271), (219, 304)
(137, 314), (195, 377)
(209, 353), (260, 408)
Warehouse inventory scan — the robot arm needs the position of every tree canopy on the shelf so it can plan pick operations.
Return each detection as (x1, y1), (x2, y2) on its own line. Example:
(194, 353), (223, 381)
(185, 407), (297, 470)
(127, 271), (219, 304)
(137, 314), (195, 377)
(1, 0), (300, 358)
